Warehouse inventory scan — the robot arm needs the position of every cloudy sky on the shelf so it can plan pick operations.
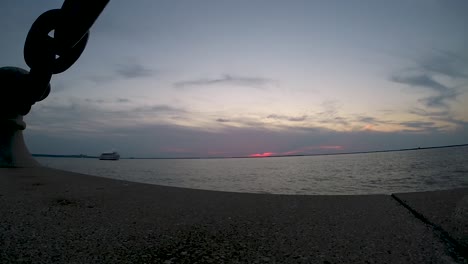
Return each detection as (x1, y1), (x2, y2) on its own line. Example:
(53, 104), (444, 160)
(2, 0), (467, 158)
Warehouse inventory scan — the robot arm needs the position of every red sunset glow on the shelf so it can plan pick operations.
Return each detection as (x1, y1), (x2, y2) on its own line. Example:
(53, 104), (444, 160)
(249, 152), (275, 157)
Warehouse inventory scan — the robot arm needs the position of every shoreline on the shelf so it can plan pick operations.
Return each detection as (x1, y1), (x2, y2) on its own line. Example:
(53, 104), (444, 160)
(1, 167), (467, 263)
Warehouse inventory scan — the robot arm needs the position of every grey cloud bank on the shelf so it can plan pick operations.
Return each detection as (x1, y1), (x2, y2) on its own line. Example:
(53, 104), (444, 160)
(115, 63), (154, 79)
(25, 119), (468, 158)
(174, 75), (275, 89)
(24, 98), (468, 158)
(392, 50), (468, 107)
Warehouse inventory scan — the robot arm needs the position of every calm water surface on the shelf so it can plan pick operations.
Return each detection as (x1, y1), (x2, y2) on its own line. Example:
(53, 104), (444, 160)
(37, 146), (468, 195)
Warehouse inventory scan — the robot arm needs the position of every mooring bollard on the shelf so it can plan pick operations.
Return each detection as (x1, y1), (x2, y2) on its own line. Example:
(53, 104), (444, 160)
(0, 115), (40, 168)
(0, 0), (109, 168)
(0, 67), (47, 167)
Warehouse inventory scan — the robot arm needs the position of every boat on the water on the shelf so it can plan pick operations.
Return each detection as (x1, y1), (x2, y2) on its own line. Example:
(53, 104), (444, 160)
(99, 151), (120, 160)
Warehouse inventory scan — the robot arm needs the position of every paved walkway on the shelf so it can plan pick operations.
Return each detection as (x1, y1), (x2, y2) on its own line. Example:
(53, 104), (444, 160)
(1, 167), (467, 263)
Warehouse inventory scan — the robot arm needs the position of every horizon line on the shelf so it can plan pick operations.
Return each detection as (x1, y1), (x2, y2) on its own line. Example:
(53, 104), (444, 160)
(32, 143), (468, 160)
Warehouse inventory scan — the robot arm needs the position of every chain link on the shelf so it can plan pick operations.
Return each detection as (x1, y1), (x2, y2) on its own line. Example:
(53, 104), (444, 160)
(24, 9), (89, 75)
(22, 0), (109, 105)
(56, 0), (109, 52)
(1, 0), (108, 120)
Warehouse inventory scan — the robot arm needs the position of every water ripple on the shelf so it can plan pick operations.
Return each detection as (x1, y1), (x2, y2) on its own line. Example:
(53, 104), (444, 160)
(38, 146), (468, 195)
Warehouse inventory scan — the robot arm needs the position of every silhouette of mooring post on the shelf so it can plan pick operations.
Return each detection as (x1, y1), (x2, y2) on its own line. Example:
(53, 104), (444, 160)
(0, 0), (109, 168)
(0, 67), (47, 167)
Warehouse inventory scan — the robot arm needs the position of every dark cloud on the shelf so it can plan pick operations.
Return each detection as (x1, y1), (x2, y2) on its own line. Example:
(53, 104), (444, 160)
(267, 114), (307, 122)
(419, 50), (468, 79)
(409, 108), (450, 118)
(408, 107), (468, 130)
(432, 115), (468, 128)
(391, 50), (468, 110)
(288, 116), (307, 122)
(391, 73), (459, 109)
(85, 62), (155, 85)
(133, 105), (187, 114)
(85, 98), (105, 103)
(354, 115), (398, 128)
(356, 116), (379, 124)
(87, 74), (115, 85)
(391, 74), (447, 92)
(317, 116), (349, 126)
(117, 98), (131, 103)
(400, 121), (436, 129)
(418, 90), (458, 109)
(115, 63), (154, 79)
(227, 118), (268, 128)
(174, 74), (275, 89)
(26, 99), (187, 138)
(216, 118), (230, 123)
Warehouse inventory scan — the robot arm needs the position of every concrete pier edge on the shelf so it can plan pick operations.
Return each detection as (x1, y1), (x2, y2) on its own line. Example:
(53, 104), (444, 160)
(1, 167), (467, 263)
(391, 194), (467, 262)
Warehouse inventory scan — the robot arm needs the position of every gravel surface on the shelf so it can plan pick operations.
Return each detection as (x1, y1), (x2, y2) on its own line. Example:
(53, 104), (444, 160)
(0, 167), (463, 263)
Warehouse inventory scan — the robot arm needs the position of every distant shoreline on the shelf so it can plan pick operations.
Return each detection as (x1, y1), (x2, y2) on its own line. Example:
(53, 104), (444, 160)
(33, 143), (468, 160)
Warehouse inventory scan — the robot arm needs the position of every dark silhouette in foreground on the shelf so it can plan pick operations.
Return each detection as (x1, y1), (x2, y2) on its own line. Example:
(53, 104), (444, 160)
(0, 0), (109, 167)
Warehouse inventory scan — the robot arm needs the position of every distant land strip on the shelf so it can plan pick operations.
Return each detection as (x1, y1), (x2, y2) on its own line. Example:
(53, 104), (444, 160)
(32, 154), (98, 159)
(32, 143), (468, 160)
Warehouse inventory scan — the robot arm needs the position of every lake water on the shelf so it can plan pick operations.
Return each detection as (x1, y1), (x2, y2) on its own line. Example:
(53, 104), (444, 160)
(37, 146), (468, 195)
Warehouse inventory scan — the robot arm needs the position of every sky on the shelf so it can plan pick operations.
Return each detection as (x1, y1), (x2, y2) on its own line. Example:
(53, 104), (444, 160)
(1, 0), (468, 158)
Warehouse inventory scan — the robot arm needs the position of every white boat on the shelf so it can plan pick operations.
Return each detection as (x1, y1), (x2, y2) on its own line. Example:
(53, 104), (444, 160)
(99, 151), (120, 160)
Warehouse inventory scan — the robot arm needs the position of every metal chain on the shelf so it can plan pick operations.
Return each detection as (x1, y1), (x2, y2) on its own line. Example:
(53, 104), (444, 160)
(23, 0), (109, 104)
